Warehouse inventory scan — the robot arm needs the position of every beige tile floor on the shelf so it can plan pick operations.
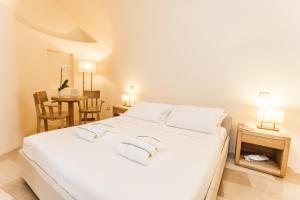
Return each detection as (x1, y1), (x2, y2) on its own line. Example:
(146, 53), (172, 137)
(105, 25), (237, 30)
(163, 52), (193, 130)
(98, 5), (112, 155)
(0, 149), (299, 200)
(0, 150), (38, 200)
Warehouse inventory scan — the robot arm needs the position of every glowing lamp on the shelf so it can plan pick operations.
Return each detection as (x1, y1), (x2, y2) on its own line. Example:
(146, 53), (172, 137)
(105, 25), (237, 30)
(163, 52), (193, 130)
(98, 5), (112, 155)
(256, 108), (284, 131)
(121, 94), (136, 107)
(78, 61), (96, 73)
(122, 94), (129, 106)
(78, 61), (97, 92)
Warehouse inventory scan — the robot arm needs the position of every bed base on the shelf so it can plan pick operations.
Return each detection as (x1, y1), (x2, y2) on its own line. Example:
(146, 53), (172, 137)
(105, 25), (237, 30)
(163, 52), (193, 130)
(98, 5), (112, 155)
(20, 151), (73, 200)
(204, 136), (229, 200)
(19, 136), (229, 200)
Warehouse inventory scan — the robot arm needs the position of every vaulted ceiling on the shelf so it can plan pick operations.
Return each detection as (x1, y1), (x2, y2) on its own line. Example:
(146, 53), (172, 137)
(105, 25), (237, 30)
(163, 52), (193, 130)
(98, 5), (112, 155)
(0, 0), (107, 43)
(56, 0), (113, 46)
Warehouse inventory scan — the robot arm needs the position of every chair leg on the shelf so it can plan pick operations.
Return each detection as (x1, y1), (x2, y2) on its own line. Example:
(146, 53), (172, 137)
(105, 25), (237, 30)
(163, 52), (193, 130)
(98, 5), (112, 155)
(66, 116), (69, 127)
(84, 113), (87, 124)
(60, 118), (64, 129)
(79, 112), (82, 125)
(37, 118), (41, 133)
(44, 119), (48, 131)
(97, 112), (100, 121)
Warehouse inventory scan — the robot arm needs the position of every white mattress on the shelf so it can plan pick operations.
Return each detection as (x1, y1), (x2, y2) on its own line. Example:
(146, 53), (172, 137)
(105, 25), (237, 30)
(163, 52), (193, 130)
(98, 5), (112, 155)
(22, 116), (226, 200)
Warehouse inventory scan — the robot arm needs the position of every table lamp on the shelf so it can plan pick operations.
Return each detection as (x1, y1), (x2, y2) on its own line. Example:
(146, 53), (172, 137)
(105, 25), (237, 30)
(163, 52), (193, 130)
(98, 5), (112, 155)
(256, 92), (284, 131)
(122, 94), (129, 106)
(78, 61), (96, 92)
(256, 108), (284, 131)
(121, 94), (136, 107)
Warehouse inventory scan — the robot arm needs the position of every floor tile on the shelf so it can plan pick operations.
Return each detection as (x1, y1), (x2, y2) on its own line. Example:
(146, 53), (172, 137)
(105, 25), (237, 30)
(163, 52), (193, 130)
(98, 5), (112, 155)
(220, 180), (289, 200)
(2, 178), (38, 200)
(0, 189), (14, 200)
(0, 150), (20, 164)
(0, 160), (21, 187)
(249, 174), (300, 200)
(218, 181), (225, 197)
(222, 168), (251, 187)
(275, 167), (300, 186)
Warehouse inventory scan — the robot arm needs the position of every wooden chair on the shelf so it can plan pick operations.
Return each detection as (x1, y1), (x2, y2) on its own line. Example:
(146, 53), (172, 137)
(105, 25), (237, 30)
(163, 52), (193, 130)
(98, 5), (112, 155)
(78, 90), (105, 124)
(33, 91), (69, 133)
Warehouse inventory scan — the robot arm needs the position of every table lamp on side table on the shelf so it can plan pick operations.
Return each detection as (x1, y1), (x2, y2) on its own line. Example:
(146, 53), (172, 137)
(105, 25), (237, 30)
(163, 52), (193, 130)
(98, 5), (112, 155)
(256, 108), (284, 131)
(256, 91), (285, 131)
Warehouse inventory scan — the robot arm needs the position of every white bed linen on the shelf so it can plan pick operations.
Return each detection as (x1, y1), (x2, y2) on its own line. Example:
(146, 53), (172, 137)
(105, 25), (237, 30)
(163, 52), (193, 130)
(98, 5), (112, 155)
(22, 116), (226, 200)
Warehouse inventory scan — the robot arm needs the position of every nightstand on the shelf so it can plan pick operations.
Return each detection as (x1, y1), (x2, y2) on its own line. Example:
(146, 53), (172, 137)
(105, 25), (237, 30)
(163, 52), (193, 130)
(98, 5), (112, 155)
(112, 105), (129, 117)
(235, 123), (291, 177)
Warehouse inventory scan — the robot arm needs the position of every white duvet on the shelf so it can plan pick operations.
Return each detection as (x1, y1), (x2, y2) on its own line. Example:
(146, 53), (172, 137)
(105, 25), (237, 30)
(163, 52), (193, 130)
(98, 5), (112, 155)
(22, 116), (226, 200)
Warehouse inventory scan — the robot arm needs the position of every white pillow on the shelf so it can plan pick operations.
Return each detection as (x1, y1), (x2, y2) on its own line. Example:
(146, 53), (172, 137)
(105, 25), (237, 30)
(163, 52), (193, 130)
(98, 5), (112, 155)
(123, 102), (175, 123)
(166, 105), (225, 134)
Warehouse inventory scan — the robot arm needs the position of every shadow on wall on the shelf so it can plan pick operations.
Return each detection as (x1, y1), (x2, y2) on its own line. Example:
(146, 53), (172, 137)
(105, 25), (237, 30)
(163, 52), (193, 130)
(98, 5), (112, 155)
(15, 15), (97, 43)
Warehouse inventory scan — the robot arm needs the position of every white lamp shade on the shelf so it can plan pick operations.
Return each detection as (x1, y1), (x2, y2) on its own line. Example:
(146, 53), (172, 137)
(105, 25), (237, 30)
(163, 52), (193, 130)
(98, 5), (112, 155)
(78, 61), (96, 73)
(121, 94), (136, 106)
(257, 108), (284, 124)
(121, 94), (129, 102)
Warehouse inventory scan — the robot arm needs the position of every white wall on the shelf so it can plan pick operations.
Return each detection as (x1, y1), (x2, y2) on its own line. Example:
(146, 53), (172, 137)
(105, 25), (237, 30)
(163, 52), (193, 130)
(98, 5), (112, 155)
(0, 4), (22, 155)
(106, 0), (300, 172)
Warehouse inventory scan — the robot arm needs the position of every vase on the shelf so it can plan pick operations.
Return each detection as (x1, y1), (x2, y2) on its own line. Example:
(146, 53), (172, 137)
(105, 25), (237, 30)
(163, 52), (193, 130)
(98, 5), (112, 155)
(71, 89), (79, 97)
(58, 89), (64, 96)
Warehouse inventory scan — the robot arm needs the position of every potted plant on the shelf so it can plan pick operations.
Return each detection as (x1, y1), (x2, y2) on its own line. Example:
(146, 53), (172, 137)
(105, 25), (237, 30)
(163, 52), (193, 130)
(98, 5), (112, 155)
(58, 65), (70, 96)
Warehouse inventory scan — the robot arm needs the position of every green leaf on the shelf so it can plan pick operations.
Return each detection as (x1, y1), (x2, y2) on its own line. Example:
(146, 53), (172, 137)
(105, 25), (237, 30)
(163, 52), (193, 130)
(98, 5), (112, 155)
(58, 79), (70, 91)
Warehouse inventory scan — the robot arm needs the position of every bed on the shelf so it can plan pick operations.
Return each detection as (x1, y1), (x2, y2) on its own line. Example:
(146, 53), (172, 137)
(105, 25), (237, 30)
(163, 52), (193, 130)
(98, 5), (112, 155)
(20, 107), (231, 200)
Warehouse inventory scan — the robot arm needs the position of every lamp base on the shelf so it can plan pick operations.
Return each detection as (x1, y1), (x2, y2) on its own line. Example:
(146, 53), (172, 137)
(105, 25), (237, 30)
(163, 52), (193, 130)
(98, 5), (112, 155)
(256, 123), (279, 132)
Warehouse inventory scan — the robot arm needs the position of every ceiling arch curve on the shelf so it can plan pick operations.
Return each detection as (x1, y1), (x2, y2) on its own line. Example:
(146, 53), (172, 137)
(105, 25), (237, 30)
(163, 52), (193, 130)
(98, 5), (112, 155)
(0, 0), (97, 43)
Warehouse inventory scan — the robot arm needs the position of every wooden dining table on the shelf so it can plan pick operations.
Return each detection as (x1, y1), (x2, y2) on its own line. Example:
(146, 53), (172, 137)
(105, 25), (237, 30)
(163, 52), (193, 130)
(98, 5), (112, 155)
(51, 95), (87, 126)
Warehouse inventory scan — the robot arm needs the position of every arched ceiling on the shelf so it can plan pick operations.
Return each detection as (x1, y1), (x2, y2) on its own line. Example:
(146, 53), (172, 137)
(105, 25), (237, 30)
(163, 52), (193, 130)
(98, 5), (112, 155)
(0, 0), (97, 43)
(55, 0), (114, 50)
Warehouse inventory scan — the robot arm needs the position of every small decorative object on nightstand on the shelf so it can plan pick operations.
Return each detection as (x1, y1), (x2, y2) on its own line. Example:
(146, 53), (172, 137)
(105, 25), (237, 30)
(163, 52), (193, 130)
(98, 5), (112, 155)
(235, 123), (291, 177)
(112, 105), (129, 117)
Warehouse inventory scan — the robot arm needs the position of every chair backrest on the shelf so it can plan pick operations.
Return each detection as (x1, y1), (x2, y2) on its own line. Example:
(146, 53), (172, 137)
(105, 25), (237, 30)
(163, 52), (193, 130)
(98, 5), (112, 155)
(82, 90), (100, 108)
(33, 91), (49, 115)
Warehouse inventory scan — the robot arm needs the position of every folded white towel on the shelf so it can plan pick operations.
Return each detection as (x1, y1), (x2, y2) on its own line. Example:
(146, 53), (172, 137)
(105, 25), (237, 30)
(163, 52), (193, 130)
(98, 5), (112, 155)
(136, 136), (167, 151)
(118, 136), (167, 165)
(118, 144), (151, 165)
(244, 154), (270, 162)
(76, 124), (109, 142)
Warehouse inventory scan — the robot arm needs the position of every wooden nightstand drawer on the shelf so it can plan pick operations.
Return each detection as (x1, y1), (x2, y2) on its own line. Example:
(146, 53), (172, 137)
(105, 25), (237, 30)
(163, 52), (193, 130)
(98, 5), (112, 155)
(242, 134), (285, 150)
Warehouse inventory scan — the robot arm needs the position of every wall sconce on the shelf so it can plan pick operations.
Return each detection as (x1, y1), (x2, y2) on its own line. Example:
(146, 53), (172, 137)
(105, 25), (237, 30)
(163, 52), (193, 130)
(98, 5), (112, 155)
(256, 92), (284, 131)
(121, 94), (136, 107)
(78, 61), (96, 92)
